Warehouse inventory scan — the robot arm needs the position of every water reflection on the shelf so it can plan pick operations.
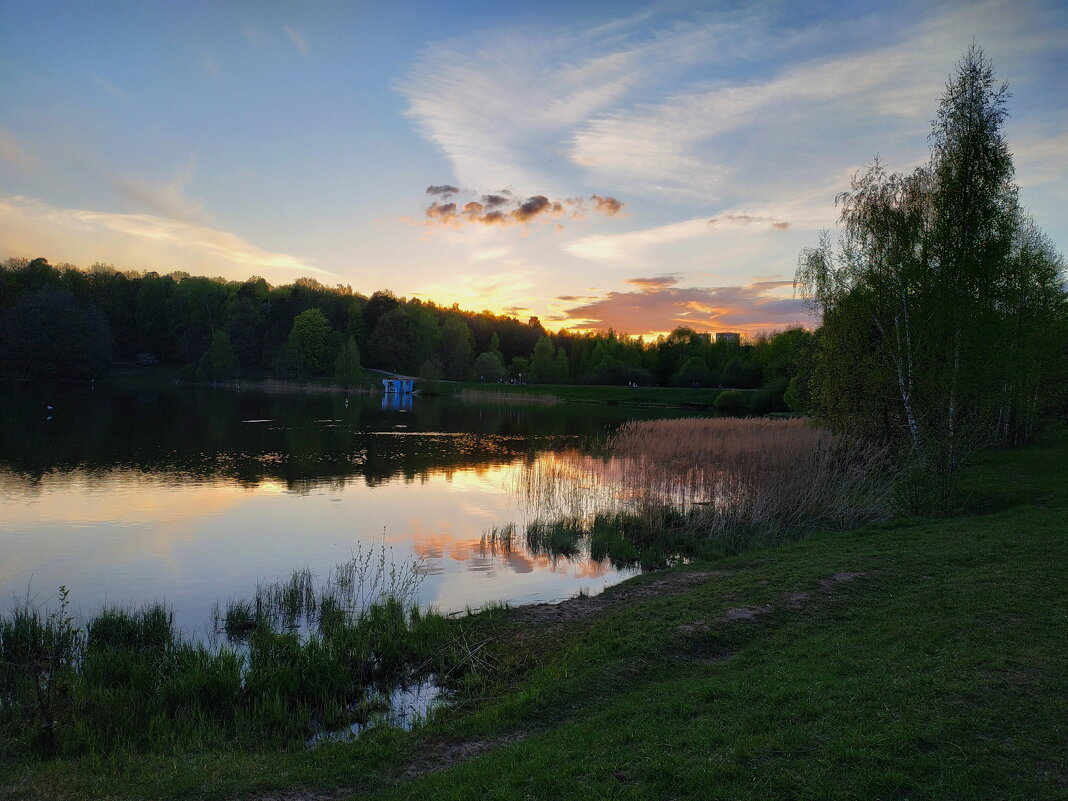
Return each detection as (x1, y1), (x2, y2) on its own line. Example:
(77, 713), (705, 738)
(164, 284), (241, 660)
(0, 382), (684, 630)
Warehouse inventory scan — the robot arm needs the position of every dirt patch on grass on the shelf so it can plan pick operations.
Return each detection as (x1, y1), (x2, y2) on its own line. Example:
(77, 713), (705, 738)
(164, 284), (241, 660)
(818, 571), (866, 590)
(245, 732), (531, 801)
(252, 791), (339, 801)
(509, 570), (728, 625)
(677, 571), (869, 634)
(399, 731), (530, 780)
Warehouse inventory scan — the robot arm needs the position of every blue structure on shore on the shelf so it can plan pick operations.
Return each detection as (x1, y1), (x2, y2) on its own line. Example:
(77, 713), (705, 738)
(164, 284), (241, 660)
(381, 377), (415, 394)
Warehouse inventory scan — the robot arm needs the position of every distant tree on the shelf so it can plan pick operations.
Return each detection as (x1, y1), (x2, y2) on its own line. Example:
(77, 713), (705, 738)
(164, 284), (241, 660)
(418, 357), (443, 380)
(721, 356), (761, 388)
(409, 306), (442, 369)
(474, 350), (506, 382)
(364, 290), (399, 333)
(529, 335), (567, 383)
(714, 389), (748, 417)
(671, 356), (715, 387)
(0, 288), (112, 378)
(586, 356), (656, 386)
(334, 335), (361, 387)
(509, 356), (530, 381)
(197, 330), (237, 381)
(439, 317), (474, 380)
(368, 307), (415, 373)
(285, 308), (331, 376)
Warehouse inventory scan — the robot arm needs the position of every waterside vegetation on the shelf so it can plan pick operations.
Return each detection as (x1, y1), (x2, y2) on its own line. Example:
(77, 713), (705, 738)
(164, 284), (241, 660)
(1, 428), (1064, 799)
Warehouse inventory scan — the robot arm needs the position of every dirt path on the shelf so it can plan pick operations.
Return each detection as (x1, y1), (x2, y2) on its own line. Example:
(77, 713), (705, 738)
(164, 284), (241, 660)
(508, 569), (731, 625)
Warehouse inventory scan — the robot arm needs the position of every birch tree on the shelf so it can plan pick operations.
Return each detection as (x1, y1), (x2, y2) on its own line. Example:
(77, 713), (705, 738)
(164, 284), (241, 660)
(795, 45), (1065, 509)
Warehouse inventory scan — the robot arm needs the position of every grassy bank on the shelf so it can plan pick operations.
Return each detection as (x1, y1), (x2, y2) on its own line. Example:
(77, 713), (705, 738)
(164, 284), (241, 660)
(424, 379), (736, 408)
(2, 432), (1065, 799)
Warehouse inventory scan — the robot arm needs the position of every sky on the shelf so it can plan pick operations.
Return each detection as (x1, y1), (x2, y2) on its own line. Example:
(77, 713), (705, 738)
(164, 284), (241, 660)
(1, 0), (1065, 337)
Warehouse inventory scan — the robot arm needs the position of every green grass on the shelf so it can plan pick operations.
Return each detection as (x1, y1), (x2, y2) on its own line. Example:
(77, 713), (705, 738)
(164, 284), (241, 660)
(427, 379), (740, 408)
(2, 433), (1066, 799)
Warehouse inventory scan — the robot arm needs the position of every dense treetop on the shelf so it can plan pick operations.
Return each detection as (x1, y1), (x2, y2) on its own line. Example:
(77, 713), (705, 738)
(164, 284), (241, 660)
(0, 256), (804, 411)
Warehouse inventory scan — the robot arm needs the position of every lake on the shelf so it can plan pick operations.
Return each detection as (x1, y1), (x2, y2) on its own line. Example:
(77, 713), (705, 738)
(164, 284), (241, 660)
(0, 380), (699, 635)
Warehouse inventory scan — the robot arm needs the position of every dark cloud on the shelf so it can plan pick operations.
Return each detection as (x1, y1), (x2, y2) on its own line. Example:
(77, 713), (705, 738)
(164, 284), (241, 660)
(513, 195), (560, 222)
(426, 201), (457, 219)
(421, 188), (624, 229)
(772, 221), (790, 231)
(559, 278), (815, 336)
(591, 194), (624, 216)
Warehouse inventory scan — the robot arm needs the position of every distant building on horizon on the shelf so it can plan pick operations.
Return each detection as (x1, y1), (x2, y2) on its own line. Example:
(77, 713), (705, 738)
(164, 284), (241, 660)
(715, 332), (741, 345)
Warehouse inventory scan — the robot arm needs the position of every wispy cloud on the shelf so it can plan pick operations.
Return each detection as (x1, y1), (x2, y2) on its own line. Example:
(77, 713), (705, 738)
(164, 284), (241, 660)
(0, 127), (38, 171)
(569, 0), (1065, 199)
(93, 75), (128, 100)
(400, 0), (1065, 208)
(111, 156), (203, 222)
(397, 9), (757, 194)
(0, 195), (331, 281)
(558, 275), (813, 336)
(565, 217), (711, 262)
(283, 25), (308, 55)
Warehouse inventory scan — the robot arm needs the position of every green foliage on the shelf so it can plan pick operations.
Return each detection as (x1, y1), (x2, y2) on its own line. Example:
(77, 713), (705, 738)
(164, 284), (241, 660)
(473, 350), (506, 382)
(334, 336), (362, 387)
(285, 308), (331, 376)
(0, 258), (815, 404)
(0, 288), (112, 378)
(197, 330), (237, 381)
(713, 389), (748, 416)
(671, 355), (715, 387)
(368, 307), (415, 374)
(0, 575), (462, 759)
(795, 45), (1067, 509)
(417, 357), (443, 380)
(529, 336), (568, 384)
(439, 317), (475, 380)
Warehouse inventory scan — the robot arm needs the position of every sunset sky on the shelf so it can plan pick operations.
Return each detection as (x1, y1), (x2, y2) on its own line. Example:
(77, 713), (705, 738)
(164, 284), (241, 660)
(1, 0), (1065, 336)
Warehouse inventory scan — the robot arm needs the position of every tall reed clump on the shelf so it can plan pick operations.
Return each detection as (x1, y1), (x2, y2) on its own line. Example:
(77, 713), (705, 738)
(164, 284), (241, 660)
(511, 419), (895, 567)
(0, 549), (469, 760)
(609, 417), (895, 535)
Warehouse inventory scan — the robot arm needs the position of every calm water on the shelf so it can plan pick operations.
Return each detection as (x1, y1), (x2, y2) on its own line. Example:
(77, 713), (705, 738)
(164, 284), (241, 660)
(0, 381), (696, 634)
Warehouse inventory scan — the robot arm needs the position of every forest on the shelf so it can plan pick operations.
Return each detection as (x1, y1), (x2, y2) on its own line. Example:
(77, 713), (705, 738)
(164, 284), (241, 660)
(0, 256), (810, 413)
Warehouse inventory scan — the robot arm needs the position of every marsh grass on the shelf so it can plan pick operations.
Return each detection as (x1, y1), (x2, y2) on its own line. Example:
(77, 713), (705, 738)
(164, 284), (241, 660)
(513, 418), (894, 565)
(609, 417), (894, 534)
(0, 548), (472, 761)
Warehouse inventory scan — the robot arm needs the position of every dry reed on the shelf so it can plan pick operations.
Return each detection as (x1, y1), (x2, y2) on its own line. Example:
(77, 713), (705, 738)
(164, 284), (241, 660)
(609, 417), (893, 534)
(516, 418), (894, 541)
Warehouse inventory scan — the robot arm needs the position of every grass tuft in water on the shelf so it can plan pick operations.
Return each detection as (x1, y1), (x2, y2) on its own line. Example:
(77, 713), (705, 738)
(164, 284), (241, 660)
(0, 547), (479, 761)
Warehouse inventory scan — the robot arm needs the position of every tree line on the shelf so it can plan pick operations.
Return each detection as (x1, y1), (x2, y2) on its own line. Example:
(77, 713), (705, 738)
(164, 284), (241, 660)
(794, 45), (1067, 508)
(0, 257), (809, 410)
